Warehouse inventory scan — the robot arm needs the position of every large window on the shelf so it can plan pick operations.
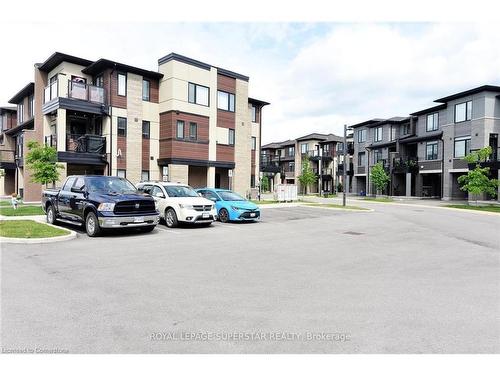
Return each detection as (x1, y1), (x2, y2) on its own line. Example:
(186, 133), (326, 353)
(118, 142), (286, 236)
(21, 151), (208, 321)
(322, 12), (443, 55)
(426, 112), (439, 131)
(426, 141), (438, 160)
(454, 101), (472, 123)
(189, 122), (197, 140)
(300, 143), (308, 154)
(142, 79), (150, 101)
(117, 73), (127, 96)
(358, 152), (366, 166)
(117, 117), (127, 137)
(251, 136), (256, 150)
(141, 170), (150, 182)
(288, 146), (295, 157)
(188, 83), (209, 106)
(176, 120), (185, 139)
(217, 90), (235, 112)
(357, 129), (367, 143)
(374, 127), (383, 142)
(454, 136), (471, 158)
(228, 128), (235, 145)
(251, 105), (257, 122)
(373, 149), (383, 163)
(390, 126), (397, 141)
(142, 121), (150, 139)
(401, 123), (411, 135)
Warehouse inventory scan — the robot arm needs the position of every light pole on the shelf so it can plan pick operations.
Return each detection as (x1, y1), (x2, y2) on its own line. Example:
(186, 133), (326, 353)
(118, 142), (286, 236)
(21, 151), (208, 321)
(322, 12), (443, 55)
(343, 124), (347, 207)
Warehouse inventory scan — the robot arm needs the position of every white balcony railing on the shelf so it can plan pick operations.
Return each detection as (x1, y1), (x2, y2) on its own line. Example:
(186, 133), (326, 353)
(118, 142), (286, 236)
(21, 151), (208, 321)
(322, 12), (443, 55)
(44, 79), (106, 105)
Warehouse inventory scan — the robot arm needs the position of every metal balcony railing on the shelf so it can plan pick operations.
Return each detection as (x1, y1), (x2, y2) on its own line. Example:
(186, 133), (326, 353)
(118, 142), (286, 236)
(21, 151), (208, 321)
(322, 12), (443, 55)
(44, 135), (57, 148)
(392, 156), (418, 172)
(66, 134), (106, 154)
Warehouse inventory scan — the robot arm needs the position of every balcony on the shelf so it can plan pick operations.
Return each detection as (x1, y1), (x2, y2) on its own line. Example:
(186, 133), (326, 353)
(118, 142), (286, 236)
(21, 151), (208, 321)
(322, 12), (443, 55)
(260, 154), (281, 173)
(66, 134), (106, 154)
(392, 156), (418, 173)
(336, 162), (354, 176)
(0, 150), (16, 169)
(306, 149), (335, 161)
(467, 147), (500, 171)
(42, 79), (108, 115)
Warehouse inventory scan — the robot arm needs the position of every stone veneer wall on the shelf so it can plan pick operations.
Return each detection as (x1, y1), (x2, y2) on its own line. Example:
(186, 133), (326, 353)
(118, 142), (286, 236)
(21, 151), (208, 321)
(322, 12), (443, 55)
(233, 79), (251, 196)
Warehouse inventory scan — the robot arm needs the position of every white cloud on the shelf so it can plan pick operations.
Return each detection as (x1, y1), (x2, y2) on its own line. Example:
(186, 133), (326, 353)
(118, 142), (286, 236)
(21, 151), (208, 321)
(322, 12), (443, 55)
(1, 23), (499, 143)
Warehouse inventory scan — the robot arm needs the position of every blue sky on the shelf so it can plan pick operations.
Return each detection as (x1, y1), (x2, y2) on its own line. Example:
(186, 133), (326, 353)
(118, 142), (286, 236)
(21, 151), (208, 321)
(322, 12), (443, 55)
(1, 22), (499, 143)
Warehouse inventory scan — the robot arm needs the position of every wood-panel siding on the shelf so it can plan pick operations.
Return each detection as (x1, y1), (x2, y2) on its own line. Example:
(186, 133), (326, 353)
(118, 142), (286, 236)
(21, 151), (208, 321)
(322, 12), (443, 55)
(142, 138), (150, 170)
(117, 136), (127, 169)
(217, 109), (235, 129)
(216, 144), (234, 163)
(217, 74), (236, 93)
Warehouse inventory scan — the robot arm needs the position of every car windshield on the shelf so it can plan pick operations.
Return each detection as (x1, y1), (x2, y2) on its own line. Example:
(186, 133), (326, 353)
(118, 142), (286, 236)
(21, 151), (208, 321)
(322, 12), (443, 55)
(163, 185), (199, 198)
(87, 177), (137, 194)
(218, 191), (246, 201)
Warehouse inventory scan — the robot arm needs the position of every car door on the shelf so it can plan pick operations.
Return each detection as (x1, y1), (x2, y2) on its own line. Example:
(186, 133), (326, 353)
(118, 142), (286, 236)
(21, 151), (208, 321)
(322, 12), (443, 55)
(151, 185), (167, 217)
(57, 177), (76, 219)
(202, 190), (221, 211)
(69, 177), (87, 222)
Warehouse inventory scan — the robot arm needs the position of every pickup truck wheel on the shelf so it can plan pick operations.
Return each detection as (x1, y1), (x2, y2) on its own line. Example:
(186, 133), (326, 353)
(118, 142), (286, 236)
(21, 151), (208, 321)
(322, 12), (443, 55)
(46, 205), (57, 225)
(165, 208), (178, 228)
(85, 212), (101, 237)
(219, 208), (229, 223)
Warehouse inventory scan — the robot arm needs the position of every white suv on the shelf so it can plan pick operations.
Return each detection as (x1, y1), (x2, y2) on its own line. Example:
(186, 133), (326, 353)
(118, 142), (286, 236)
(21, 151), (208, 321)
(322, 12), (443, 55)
(137, 182), (217, 228)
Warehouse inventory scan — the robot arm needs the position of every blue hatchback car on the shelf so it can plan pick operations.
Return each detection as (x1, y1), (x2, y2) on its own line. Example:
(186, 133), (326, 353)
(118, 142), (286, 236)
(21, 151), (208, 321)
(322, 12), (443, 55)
(196, 188), (260, 223)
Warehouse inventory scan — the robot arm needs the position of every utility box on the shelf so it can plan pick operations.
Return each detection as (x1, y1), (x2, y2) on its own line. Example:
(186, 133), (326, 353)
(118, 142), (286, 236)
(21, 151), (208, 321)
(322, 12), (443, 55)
(274, 184), (298, 202)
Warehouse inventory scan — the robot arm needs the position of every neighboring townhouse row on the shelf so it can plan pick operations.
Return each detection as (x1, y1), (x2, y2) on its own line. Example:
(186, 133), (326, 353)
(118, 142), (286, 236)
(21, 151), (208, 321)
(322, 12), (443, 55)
(0, 52), (269, 201)
(351, 85), (500, 200)
(261, 132), (354, 194)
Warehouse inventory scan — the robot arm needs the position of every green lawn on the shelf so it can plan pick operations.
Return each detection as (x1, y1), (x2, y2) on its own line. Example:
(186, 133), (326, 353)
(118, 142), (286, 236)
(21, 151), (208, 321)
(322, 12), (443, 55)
(0, 220), (69, 238)
(363, 197), (394, 203)
(445, 204), (500, 213)
(305, 203), (369, 211)
(0, 205), (45, 216)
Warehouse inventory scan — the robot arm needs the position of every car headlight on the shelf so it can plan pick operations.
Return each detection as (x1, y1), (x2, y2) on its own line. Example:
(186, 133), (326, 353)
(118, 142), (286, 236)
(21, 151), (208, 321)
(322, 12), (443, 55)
(179, 204), (193, 209)
(231, 206), (241, 211)
(98, 202), (115, 211)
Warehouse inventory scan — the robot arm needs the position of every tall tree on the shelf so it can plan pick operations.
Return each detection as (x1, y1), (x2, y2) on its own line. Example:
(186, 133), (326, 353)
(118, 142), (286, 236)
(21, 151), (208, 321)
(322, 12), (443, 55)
(298, 156), (317, 195)
(25, 141), (63, 188)
(371, 162), (390, 196)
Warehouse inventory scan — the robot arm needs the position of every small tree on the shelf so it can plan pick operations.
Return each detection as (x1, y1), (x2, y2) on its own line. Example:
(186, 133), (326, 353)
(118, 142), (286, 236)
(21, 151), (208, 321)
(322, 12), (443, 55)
(297, 156), (317, 195)
(459, 146), (499, 205)
(25, 141), (63, 188)
(371, 162), (390, 196)
(260, 176), (270, 192)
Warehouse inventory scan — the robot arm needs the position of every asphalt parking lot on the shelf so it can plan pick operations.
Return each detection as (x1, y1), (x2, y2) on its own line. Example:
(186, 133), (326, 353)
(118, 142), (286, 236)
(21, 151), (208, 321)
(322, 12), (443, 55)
(1, 204), (499, 353)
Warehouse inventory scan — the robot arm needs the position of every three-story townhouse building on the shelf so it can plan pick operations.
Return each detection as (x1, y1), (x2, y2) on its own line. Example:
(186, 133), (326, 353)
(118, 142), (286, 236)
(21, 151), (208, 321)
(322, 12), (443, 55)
(351, 85), (500, 201)
(0, 52), (269, 202)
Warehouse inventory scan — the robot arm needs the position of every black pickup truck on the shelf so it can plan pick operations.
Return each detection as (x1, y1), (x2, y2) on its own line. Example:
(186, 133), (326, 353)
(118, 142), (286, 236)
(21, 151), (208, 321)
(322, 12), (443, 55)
(42, 175), (159, 236)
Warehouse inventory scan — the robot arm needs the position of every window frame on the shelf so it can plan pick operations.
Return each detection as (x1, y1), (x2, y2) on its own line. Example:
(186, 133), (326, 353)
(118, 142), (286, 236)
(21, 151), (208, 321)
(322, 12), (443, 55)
(454, 100), (472, 123)
(28, 95), (34, 118)
(228, 128), (235, 146)
(141, 170), (150, 182)
(142, 79), (150, 101)
(117, 117), (127, 137)
(176, 120), (185, 139)
(454, 136), (471, 158)
(251, 105), (257, 122)
(357, 129), (367, 143)
(251, 136), (257, 151)
(189, 122), (197, 140)
(217, 90), (235, 112)
(426, 112), (439, 132)
(17, 102), (24, 124)
(373, 149), (383, 164)
(142, 120), (150, 139)
(300, 143), (308, 154)
(425, 141), (439, 160)
(117, 73), (127, 97)
(374, 127), (383, 142)
(188, 82), (210, 107)
(357, 152), (366, 166)
(117, 169), (126, 178)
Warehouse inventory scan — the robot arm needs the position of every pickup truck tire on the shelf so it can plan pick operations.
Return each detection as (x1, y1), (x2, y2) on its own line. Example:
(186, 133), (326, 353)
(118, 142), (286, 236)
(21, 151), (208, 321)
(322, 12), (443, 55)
(46, 205), (57, 225)
(165, 208), (178, 228)
(219, 208), (229, 223)
(85, 211), (102, 237)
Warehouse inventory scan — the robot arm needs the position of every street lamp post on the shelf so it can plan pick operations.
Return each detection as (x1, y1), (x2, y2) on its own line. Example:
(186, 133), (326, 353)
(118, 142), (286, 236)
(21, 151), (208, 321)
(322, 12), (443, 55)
(343, 124), (347, 207)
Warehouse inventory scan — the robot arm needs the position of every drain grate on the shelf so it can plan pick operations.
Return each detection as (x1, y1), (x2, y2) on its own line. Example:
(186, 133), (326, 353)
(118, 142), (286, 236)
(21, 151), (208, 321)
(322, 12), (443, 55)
(343, 231), (364, 236)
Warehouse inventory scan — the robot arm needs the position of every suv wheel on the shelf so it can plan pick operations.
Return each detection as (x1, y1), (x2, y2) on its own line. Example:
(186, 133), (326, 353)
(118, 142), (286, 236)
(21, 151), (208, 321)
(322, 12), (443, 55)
(85, 211), (102, 237)
(219, 208), (229, 223)
(46, 205), (57, 225)
(165, 208), (178, 228)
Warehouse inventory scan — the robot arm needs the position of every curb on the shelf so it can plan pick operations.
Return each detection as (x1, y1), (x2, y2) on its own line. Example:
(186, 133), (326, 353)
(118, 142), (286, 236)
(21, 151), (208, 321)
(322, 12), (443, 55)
(304, 204), (374, 213)
(0, 219), (78, 244)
